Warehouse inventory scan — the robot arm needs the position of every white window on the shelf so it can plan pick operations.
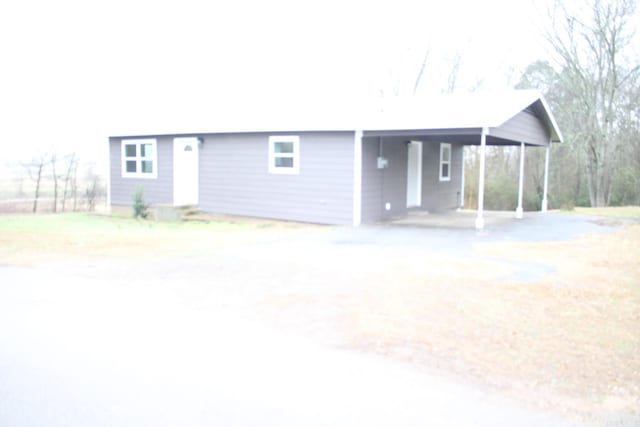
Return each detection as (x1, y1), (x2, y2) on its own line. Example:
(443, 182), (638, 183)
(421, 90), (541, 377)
(439, 143), (452, 181)
(268, 135), (299, 174)
(121, 139), (158, 178)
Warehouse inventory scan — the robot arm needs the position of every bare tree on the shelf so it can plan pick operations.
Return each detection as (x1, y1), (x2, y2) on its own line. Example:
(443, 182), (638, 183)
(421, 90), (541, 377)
(444, 51), (462, 94)
(380, 47), (470, 98)
(518, 60), (590, 207)
(380, 64), (405, 98)
(72, 159), (79, 211)
(610, 76), (640, 203)
(412, 48), (430, 95)
(51, 154), (58, 213)
(21, 154), (50, 213)
(544, 0), (640, 206)
(83, 162), (104, 212)
(86, 181), (97, 212)
(61, 153), (77, 211)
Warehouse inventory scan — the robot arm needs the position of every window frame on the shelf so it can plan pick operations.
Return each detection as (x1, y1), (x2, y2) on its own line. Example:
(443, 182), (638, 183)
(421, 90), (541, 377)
(121, 138), (158, 179)
(439, 142), (452, 182)
(268, 135), (300, 175)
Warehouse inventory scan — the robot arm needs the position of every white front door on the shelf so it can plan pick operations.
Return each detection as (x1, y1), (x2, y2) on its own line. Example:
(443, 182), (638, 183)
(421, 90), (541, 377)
(173, 137), (199, 206)
(406, 141), (422, 208)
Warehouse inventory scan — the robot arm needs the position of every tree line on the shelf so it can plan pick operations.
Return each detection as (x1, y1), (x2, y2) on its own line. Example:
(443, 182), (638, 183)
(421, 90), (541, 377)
(15, 151), (104, 214)
(465, 0), (639, 210)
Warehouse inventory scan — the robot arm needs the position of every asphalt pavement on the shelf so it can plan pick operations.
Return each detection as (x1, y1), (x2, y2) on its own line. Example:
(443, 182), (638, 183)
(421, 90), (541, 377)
(0, 265), (579, 427)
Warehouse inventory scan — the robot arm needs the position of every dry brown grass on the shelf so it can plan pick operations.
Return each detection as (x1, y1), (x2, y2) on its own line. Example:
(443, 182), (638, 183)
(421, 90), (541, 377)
(572, 206), (640, 219)
(262, 225), (640, 423)
(0, 213), (307, 265)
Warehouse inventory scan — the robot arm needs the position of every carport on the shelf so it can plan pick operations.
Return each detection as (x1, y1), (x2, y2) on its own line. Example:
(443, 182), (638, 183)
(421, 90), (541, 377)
(357, 90), (563, 229)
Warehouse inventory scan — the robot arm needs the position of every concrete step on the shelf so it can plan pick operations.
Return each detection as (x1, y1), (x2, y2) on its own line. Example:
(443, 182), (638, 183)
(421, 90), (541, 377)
(155, 205), (202, 221)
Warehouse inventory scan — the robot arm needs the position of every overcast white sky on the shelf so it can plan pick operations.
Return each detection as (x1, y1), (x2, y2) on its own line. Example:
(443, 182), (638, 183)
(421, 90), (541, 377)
(1, 0), (559, 168)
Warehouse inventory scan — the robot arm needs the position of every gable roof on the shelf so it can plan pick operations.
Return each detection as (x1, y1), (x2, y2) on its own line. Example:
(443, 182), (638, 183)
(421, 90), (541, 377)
(366, 90), (563, 142)
(110, 89), (562, 143)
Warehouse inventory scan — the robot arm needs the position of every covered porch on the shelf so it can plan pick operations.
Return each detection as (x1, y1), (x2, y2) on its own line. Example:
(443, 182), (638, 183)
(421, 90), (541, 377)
(357, 90), (563, 229)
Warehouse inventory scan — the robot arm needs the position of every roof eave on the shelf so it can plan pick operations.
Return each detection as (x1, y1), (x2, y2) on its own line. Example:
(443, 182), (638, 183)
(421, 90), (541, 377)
(537, 95), (564, 143)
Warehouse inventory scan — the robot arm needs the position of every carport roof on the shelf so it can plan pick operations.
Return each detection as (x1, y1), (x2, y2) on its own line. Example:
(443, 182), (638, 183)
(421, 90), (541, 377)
(110, 89), (562, 143)
(363, 90), (563, 143)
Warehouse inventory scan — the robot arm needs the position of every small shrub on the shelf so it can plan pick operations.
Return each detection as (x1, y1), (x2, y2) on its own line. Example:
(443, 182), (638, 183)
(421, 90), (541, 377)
(132, 186), (150, 219)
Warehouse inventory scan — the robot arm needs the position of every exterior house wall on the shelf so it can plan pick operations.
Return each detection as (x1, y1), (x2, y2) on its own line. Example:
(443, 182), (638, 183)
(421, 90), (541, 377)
(381, 137), (410, 220)
(420, 142), (464, 212)
(360, 137), (408, 223)
(490, 110), (551, 146)
(360, 137), (383, 223)
(198, 131), (354, 224)
(360, 138), (464, 223)
(109, 137), (174, 206)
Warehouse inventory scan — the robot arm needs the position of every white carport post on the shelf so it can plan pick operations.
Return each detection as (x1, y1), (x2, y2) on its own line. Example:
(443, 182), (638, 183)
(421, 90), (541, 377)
(475, 127), (488, 230)
(353, 130), (363, 226)
(541, 143), (550, 212)
(458, 148), (465, 211)
(106, 138), (112, 214)
(515, 142), (525, 219)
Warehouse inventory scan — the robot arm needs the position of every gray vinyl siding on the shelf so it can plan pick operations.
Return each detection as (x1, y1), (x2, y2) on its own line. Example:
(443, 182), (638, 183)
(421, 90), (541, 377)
(421, 142), (463, 212)
(109, 137), (174, 206)
(490, 110), (551, 146)
(360, 137), (383, 223)
(381, 137), (409, 219)
(198, 132), (354, 225)
(360, 137), (408, 223)
(360, 139), (463, 222)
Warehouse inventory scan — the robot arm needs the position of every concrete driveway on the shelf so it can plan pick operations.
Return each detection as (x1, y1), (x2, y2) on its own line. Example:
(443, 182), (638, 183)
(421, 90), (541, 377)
(1, 212), (619, 426)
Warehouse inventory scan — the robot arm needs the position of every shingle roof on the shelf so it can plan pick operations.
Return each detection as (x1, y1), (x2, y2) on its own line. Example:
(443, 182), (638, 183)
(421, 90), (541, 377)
(110, 89), (562, 143)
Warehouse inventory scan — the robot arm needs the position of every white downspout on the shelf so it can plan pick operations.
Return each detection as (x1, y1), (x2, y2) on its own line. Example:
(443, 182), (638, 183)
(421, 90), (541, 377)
(353, 130), (363, 226)
(541, 143), (550, 212)
(475, 127), (488, 230)
(516, 142), (525, 219)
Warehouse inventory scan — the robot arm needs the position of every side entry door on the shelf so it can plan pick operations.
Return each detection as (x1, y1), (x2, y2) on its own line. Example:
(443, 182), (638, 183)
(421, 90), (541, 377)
(173, 137), (199, 206)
